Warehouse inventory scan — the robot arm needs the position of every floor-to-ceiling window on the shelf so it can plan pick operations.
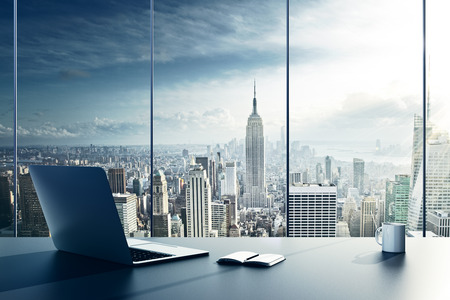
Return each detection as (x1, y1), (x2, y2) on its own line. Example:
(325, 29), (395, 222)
(15, 0), (151, 237)
(153, 0), (287, 237)
(2, 0), (446, 239)
(289, 0), (422, 237)
(0, 0), (14, 237)
(422, 0), (450, 237)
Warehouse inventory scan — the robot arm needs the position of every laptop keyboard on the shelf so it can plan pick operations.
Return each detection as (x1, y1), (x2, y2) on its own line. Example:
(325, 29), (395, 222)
(129, 248), (174, 262)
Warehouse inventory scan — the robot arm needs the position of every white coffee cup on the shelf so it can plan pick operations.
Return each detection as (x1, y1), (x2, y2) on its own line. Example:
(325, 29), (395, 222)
(375, 222), (405, 253)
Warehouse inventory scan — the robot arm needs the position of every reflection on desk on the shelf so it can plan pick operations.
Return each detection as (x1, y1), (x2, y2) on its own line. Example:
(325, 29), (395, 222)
(0, 237), (448, 300)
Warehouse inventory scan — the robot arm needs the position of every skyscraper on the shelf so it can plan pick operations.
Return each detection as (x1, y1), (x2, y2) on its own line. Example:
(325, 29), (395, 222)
(108, 168), (126, 194)
(113, 193), (137, 236)
(153, 170), (169, 215)
(133, 178), (143, 196)
(222, 161), (237, 196)
(288, 183), (337, 237)
(325, 156), (332, 182)
(385, 174), (410, 224)
(408, 132), (450, 232)
(353, 158), (365, 195)
(186, 164), (211, 237)
(0, 176), (12, 229)
(18, 173), (49, 237)
(360, 196), (376, 237)
(409, 114), (433, 195)
(211, 202), (227, 237)
(244, 82), (266, 208)
(152, 170), (171, 237)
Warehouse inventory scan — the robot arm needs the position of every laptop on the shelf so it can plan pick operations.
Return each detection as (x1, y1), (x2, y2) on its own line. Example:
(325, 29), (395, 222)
(29, 165), (208, 266)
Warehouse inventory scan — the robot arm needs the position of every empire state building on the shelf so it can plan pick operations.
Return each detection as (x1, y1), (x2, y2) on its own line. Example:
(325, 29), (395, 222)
(244, 82), (267, 208)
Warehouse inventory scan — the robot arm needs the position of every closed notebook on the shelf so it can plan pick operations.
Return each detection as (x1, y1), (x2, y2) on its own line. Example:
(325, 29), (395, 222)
(217, 251), (285, 267)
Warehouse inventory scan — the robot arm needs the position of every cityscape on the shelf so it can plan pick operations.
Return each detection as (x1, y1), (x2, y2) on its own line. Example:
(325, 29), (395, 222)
(1, 85), (450, 239)
(1, 1), (450, 240)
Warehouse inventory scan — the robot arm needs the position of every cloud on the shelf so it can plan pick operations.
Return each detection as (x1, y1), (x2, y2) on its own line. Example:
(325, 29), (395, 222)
(154, 0), (285, 63)
(11, 117), (149, 142)
(59, 69), (90, 80)
(17, 1), (151, 76)
(0, 123), (13, 136)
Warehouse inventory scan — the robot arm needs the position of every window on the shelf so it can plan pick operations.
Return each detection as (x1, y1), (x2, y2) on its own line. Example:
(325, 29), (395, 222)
(1, 0), (446, 239)
(0, 0), (14, 237)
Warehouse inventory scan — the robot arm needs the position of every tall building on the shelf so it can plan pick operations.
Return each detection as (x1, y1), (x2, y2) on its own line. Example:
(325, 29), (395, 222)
(153, 170), (168, 215)
(171, 214), (184, 237)
(222, 195), (238, 231)
(18, 173), (49, 237)
(222, 161), (237, 196)
(133, 178), (143, 196)
(186, 165), (211, 237)
(408, 132), (450, 232)
(288, 184), (337, 237)
(211, 202), (227, 237)
(385, 174), (410, 224)
(315, 163), (324, 184)
(353, 158), (365, 194)
(113, 193), (137, 237)
(360, 196), (376, 237)
(0, 176), (12, 229)
(244, 82), (266, 208)
(289, 172), (302, 185)
(152, 170), (171, 237)
(108, 168), (126, 194)
(325, 156), (332, 181)
(409, 114), (433, 196)
(427, 210), (450, 237)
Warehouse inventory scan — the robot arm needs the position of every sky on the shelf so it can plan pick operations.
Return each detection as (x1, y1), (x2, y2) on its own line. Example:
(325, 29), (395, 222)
(0, 0), (449, 154)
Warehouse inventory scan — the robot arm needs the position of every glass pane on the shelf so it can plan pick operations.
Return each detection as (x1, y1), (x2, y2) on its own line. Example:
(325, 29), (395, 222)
(154, 0), (286, 237)
(0, 0), (14, 237)
(422, 0), (450, 237)
(17, 1), (151, 237)
(289, 0), (421, 237)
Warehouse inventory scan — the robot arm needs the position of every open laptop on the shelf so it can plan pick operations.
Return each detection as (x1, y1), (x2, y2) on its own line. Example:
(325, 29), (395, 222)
(29, 165), (208, 266)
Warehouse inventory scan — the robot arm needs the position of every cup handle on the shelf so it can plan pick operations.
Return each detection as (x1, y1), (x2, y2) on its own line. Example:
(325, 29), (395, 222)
(375, 227), (382, 246)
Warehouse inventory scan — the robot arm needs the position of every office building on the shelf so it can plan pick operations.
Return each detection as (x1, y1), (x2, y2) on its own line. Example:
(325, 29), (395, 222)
(0, 176), (12, 229)
(353, 158), (365, 195)
(211, 202), (227, 237)
(222, 161), (237, 196)
(316, 163), (324, 184)
(186, 165), (212, 237)
(222, 195), (237, 230)
(409, 114), (433, 196)
(152, 170), (171, 237)
(153, 170), (169, 215)
(171, 214), (184, 237)
(113, 193), (137, 237)
(153, 213), (171, 237)
(288, 184), (337, 237)
(325, 156), (331, 182)
(133, 178), (143, 196)
(343, 197), (357, 231)
(427, 210), (450, 237)
(408, 132), (450, 231)
(243, 82), (267, 208)
(289, 172), (302, 185)
(108, 168), (126, 194)
(18, 173), (49, 237)
(360, 196), (376, 237)
(385, 174), (410, 224)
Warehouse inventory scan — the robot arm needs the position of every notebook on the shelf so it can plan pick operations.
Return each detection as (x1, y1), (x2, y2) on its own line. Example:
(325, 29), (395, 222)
(29, 165), (208, 266)
(217, 251), (285, 267)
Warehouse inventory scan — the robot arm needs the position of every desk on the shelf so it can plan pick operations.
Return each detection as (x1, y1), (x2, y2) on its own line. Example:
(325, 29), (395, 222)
(0, 237), (448, 300)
